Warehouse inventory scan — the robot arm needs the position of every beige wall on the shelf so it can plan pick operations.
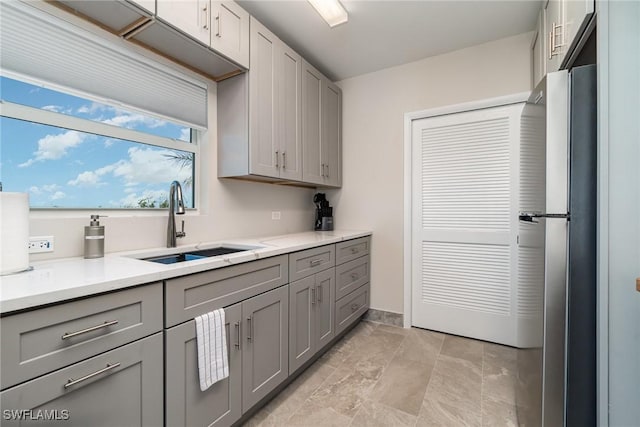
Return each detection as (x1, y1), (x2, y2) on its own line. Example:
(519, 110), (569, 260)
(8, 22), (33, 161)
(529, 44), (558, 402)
(327, 32), (533, 315)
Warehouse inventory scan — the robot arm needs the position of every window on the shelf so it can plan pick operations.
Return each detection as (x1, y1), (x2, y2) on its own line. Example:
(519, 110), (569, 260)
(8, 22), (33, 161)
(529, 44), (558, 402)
(0, 1), (208, 209)
(1, 76), (196, 208)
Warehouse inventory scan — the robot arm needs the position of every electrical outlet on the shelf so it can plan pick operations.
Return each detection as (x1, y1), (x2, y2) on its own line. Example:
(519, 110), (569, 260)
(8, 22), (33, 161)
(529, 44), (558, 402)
(28, 236), (54, 253)
(271, 211), (281, 220)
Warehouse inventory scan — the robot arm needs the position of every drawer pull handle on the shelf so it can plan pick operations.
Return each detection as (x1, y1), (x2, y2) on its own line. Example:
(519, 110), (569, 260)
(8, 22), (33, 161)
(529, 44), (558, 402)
(350, 247), (359, 254)
(64, 363), (120, 389)
(234, 322), (241, 349)
(351, 303), (360, 312)
(247, 317), (253, 342)
(62, 320), (119, 340)
(310, 259), (322, 267)
(350, 272), (359, 280)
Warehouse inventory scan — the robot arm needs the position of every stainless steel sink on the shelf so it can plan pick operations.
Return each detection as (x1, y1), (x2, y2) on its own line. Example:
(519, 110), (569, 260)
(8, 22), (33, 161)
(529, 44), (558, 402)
(140, 246), (252, 264)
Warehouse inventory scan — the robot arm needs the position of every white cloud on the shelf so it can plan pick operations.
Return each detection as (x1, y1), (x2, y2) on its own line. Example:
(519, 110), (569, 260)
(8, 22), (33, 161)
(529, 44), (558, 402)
(42, 184), (61, 192)
(113, 189), (168, 208)
(112, 147), (191, 185)
(50, 191), (66, 200)
(179, 128), (191, 142)
(42, 105), (63, 113)
(18, 131), (86, 167)
(29, 186), (42, 195)
(68, 164), (117, 187)
(102, 113), (167, 129)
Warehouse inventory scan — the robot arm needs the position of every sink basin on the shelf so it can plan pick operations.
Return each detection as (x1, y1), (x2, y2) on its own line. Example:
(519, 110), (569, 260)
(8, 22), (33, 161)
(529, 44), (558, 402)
(140, 246), (253, 264)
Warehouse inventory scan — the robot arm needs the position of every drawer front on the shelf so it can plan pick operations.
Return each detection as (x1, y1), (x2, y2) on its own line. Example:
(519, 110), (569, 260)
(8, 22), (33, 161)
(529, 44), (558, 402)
(335, 283), (370, 336)
(289, 245), (335, 282)
(0, 333), (163, 427)
(165, 255), (288, 328)
(335, 236), (370, 265)
(0, 282), (163, 390)
(335, 256), (370, 300)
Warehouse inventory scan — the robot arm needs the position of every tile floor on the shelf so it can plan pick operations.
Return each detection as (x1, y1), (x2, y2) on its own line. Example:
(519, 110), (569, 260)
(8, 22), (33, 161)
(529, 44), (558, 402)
(243, 321), (519, 426)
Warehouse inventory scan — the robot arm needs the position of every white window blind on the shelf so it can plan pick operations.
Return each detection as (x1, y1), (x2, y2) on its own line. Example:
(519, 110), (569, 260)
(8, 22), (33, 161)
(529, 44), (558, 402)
(0, 1), (208, 129)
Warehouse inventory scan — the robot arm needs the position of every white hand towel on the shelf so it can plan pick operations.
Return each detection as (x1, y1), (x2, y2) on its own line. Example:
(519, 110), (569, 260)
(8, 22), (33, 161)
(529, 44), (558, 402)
(195, 308), (229, 391)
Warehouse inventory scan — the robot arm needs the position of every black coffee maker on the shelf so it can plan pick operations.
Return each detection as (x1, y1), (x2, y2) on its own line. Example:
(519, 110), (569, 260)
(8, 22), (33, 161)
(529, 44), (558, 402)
(314, 193), (333, 231)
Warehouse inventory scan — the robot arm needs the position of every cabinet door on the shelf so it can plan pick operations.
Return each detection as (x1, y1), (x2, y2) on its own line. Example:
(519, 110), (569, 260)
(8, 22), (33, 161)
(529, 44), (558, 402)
(289, 276), (314, 374)
(545, 0), (564, 72)
(0, 333), (163, 427)
(315, 267), (336, 350)
(302, 60), (324, 185)
(323, 80), (342, 187)
(249, 17), (279, 178)
(165, 304), (242, 427)
(242, 285), (289, 412)
(210, 1), (249, 68)
(563, 0), (594, 56)
(157, 0), (210, 46)
(278, 43), (303, 181)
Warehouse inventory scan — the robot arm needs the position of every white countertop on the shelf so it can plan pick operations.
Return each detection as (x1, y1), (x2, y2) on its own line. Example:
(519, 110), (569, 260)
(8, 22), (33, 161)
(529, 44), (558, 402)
(0, 230), (371, 314)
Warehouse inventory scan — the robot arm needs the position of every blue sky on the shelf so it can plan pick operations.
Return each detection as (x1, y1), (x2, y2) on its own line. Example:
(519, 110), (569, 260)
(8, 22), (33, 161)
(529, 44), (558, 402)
(0, 76), (194, 208)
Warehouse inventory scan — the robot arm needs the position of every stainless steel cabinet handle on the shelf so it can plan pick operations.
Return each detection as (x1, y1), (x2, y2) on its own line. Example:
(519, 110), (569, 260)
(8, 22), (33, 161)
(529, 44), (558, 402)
(311, 287), (316, 305)
(275, 150), (279, 168)
(321, 163), (325, 177)
(318, 285), (323, 302)
(215, 13), (221, 37)
(351, 272), (359, 280)
(310, 259), (322, 267)
(202, 5), (209, 30)
(282, 151), (286, 169)
(64, 363), (120, 389)
(350, 303), (359, 312)
(325, 164), (329, 178)
(234, 322), (241, 349)
(62, 320), (118, 340)
(247, 317), (253, 341)
(350, 247), (359, 254)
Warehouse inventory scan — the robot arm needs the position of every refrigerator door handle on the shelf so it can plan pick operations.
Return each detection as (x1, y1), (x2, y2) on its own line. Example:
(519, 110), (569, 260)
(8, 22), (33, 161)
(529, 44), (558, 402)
(519, 212), (571, 223)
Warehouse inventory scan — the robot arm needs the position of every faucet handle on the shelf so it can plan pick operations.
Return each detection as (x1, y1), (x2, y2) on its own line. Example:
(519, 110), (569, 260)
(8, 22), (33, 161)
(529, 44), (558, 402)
(177, 220), (186, 238)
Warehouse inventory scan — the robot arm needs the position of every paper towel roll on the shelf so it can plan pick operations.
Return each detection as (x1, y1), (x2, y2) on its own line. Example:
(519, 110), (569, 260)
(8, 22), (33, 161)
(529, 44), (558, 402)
(0, 192), (30, 275)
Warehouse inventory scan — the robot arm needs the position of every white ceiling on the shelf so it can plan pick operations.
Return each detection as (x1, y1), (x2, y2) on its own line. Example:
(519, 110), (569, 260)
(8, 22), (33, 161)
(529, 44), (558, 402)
(238, 0), (541, 81)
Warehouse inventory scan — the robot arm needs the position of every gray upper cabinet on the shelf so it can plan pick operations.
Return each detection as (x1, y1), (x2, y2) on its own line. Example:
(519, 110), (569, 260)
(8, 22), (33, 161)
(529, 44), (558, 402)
(242, 285), (289, 412)
(302, 60), (324, 185)
(323, 80), (342, 187)
(218, 17), (302, 182)
(0, 333), (163, 427)
(302, 60), (342, 187)
(57, 0), (245, 80)
(165, 303), (242, 427)
(544, 0), (594, 73)
(156, 0), (249, 69)
(210, 1), (250, 68)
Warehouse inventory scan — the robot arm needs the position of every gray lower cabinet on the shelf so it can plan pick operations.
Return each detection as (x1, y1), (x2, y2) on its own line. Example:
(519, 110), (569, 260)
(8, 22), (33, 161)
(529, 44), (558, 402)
(242, 285), (289, 412)
(0, 332), (163, 427)
(165, 303), (242, 427)
(289, 267), (335, 374)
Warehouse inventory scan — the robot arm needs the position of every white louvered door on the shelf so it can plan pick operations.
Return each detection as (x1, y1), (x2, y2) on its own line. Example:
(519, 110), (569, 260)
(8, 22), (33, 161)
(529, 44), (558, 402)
(411, 104), (523, 346)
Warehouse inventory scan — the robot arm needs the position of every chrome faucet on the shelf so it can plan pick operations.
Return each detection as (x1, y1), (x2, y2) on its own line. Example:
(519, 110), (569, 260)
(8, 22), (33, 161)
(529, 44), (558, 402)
(167, 180), (186, 248)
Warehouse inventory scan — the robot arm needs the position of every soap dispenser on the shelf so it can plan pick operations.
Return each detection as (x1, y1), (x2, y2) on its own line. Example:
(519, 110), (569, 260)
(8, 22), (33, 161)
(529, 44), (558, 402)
(84, 215), (105, 259)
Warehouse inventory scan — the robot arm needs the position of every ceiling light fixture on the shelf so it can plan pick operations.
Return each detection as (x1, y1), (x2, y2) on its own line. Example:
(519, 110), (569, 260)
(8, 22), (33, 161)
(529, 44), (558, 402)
(308, 0), (348, 28)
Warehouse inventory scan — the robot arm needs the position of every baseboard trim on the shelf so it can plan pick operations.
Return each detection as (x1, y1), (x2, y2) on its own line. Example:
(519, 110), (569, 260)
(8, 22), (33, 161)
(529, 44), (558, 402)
(363, 309), (404, 327)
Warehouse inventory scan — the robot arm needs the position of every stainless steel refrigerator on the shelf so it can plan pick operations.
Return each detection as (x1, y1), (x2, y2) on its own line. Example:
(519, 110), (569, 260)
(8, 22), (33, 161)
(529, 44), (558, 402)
(516, 65), (597, 427)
